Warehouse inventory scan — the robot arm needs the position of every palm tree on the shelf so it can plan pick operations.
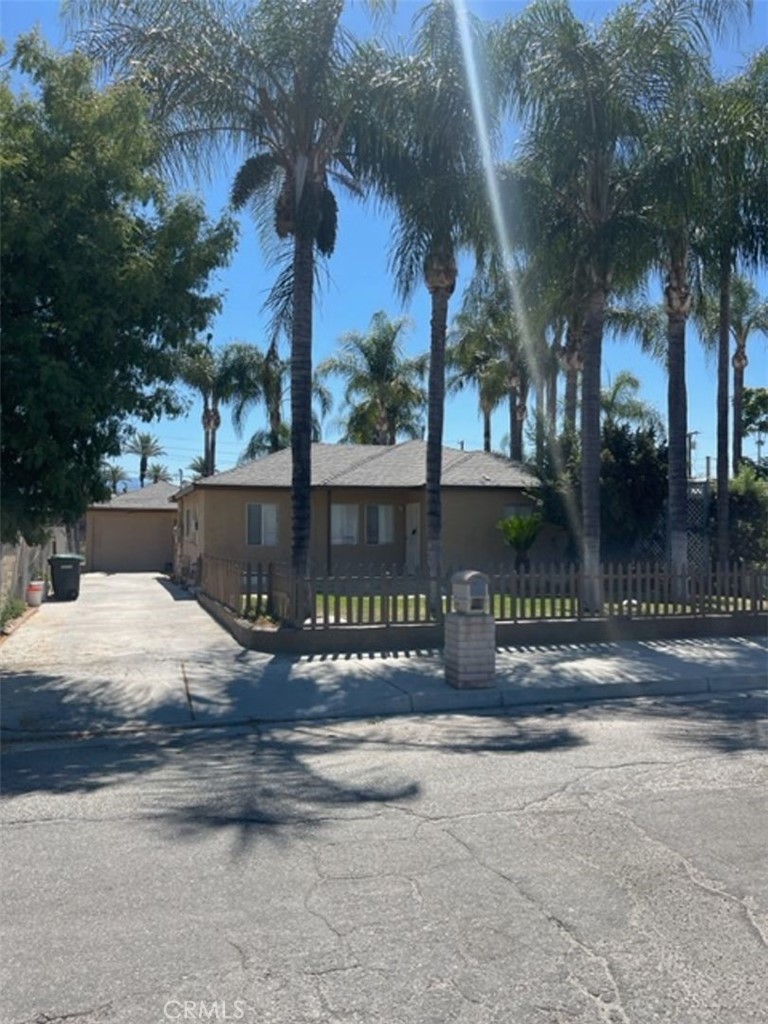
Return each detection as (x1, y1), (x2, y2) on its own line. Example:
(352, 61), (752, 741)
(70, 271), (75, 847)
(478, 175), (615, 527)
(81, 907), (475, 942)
(447, 268), (534, 459)
(494, 0), (743, 605)
(187, 456), (207, 480)
(147, 463), (172, 484)
(696, 277), (768, 472)
(102, 462), (128, 495)
(601, 372), (664, 435)
(124, 432), (164, 488)
(223, 341), (288, 457)
(177, 336), (234, 478)
(354, 1), (492, 584)
(446, 317), (505, 454)
(318, 312), (427, 445)
(69, 0), (382, 586)
(695, 52), (768, 562)
(223, 340), (331, 459)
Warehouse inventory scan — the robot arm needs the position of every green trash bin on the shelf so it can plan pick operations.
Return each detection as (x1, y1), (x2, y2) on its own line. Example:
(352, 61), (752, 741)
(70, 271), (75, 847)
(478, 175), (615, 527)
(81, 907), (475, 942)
(48, 553), (84, 601)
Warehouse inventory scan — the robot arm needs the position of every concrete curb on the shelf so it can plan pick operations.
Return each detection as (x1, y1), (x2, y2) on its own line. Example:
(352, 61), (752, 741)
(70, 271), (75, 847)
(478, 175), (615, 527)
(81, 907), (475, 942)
(2, 673), (764, 743)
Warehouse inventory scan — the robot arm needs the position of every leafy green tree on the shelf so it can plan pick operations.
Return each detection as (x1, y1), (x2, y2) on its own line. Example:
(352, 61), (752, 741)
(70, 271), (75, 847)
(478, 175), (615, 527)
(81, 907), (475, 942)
(599, 423), (668, 563)
(742, 387), (768, 437)
(0, 36), (234, 542)
(724, 465), (768, 563)
(124, 433), (165, 489)
(318, 312), (426, 445)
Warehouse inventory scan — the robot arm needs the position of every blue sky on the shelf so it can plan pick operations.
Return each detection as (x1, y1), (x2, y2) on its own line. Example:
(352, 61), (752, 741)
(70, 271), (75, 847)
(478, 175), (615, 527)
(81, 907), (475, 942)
(3, 0), (767, 485)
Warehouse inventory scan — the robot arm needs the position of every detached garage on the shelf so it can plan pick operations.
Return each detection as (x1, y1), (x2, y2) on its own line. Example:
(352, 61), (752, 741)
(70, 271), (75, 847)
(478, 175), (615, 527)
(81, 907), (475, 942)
(86, 482), (177, 573)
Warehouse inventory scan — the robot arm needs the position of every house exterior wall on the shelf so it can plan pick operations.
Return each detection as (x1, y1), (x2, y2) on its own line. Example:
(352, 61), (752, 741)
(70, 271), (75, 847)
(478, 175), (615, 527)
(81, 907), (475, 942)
(175, 483), (562, 576)
(441, 488), (536, 568)
(86, 509), (175, 572)
(177, 486), (423, 574)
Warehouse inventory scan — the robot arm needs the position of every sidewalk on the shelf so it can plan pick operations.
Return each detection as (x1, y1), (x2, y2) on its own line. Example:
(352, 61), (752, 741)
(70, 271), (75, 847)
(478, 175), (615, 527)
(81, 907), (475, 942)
(1, 573), (766, 739)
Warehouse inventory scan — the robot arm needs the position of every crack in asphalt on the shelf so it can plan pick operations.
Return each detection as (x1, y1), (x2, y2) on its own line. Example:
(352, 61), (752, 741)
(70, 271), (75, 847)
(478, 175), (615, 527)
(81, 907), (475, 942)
(12, 1002), (113, 1024)
(443, 827), (631, 1024)
(616, 806), (768, 949)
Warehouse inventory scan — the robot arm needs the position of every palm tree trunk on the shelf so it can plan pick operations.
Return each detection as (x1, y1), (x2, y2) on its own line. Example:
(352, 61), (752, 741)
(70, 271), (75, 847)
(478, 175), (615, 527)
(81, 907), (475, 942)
(534, 377), (545, 469)
(665, 261), (690, 592)
(426, 287), (450, 596)
(563, 322), (581, 434)
(508, 386), (519, 460)
(546, 357), (558, 440)
(580, 288), (604, 611)
(515, 379), (529, 462)
(139, 456), (147, 488)
(717, 256), (730, 565)
(209, 405), (219, 478)
(482, 407), (491, 452)
(291, 231), (315, 589)
(732, 335), (747, 473)
(202, 402), (212, 477)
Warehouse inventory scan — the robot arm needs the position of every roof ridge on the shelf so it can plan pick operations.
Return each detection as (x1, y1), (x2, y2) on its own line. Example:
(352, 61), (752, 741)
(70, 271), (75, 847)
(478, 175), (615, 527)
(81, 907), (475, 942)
(323, 442), (400, 484)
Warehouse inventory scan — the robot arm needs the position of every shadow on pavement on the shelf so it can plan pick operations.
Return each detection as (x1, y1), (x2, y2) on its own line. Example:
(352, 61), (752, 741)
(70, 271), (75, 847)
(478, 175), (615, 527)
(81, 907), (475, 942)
(153, 575), (197, 601)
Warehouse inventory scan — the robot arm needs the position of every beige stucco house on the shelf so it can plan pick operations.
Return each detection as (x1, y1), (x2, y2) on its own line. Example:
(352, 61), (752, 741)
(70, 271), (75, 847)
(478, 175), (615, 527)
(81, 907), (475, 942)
(86, 481), (177, 573)
(174, 441), (563, 579)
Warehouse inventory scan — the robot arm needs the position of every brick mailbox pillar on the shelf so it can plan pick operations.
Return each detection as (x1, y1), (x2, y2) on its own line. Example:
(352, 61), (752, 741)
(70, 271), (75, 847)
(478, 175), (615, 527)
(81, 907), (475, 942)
(445, 570), (495, 689)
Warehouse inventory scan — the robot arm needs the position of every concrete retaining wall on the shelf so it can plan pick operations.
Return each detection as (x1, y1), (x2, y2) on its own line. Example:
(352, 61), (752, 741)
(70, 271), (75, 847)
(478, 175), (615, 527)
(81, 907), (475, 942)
(198, 591), (767, 655)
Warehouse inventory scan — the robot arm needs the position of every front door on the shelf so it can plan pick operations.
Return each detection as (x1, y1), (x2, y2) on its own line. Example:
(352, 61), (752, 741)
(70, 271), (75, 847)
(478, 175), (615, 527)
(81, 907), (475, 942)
(406, 503), (421, 574)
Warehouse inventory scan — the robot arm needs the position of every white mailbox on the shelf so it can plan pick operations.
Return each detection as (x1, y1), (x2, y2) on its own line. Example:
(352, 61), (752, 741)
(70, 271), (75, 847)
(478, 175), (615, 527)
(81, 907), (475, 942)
(451, 570), (490, 615)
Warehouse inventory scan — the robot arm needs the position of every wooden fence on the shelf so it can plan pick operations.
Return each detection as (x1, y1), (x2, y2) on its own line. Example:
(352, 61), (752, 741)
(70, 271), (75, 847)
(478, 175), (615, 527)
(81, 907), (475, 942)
(198, 556), (767, 629)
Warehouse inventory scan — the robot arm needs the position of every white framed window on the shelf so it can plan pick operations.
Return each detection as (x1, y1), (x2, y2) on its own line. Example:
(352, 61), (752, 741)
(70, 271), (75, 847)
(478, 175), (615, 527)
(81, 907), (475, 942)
(365, 504), (394, 545)
(331, 504), (358, 545)
(246, 503), (278, 546)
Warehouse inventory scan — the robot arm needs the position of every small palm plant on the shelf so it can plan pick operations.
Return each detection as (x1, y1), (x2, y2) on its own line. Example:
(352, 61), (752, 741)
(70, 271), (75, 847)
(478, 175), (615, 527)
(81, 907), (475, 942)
(497, 513), (542, 572)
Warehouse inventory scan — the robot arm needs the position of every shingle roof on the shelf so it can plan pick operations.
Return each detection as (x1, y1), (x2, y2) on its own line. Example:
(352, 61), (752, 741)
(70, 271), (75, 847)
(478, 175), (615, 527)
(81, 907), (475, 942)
(184, 441), (536, 491)
(89, 481), (178, 510)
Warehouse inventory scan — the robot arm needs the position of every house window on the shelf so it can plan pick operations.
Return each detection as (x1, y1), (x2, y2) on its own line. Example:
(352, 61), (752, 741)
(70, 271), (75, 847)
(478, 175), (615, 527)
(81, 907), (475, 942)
(365, 504), (394, 545)
(184, 507), (198, 539)
(331, 504), (358, 545)
(246, 503), (278, 546)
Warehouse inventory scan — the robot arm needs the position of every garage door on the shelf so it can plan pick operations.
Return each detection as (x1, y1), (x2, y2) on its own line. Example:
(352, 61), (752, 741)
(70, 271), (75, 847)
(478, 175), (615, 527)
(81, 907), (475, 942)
(89, 511), (175, 572)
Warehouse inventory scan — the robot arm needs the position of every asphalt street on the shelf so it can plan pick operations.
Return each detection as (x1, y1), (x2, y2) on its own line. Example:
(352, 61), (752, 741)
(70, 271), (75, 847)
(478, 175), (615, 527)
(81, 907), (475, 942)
(2, 694), (766, 1024)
